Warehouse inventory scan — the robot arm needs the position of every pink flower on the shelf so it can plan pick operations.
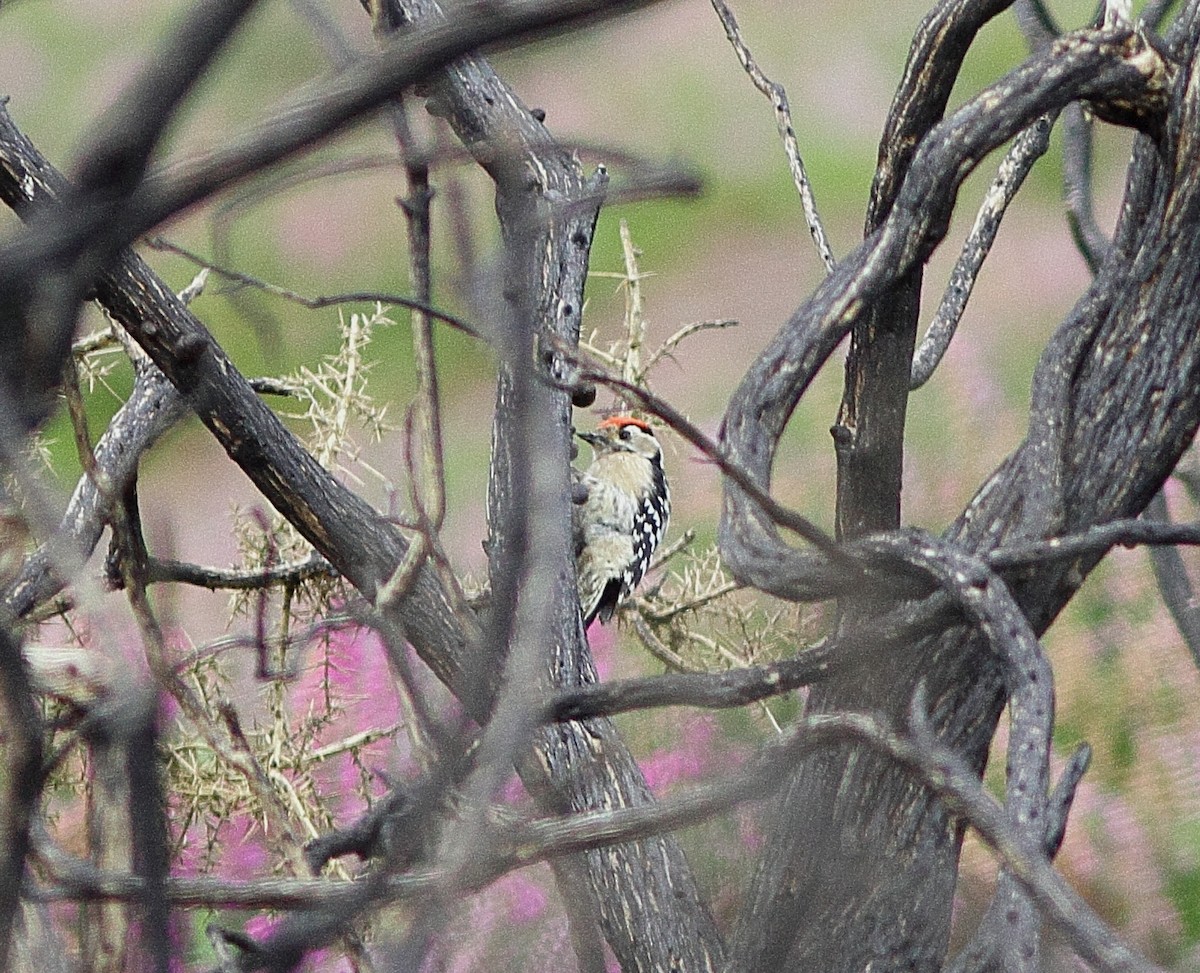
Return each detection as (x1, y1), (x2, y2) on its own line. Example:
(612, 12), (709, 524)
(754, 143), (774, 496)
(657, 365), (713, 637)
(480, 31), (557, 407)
(501, 872), (549, 924)
(586, 624), (618, 681)
(640, 746), (705, 793)
(640, 713), (717, 794)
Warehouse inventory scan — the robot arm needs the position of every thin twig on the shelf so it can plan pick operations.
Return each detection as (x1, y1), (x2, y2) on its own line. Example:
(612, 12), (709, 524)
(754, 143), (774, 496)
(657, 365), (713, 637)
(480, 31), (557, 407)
(630, 611), (700, 671)
(619, 219), (648, 390)
(110, 502), (313, 878)
(143, 236), (482, 338)
(988, 515), (1200, 569)
(708, 0), (835, 273)
(642, 318), (738, 374)
(32, 704), (1166, 973)
(1142, 492), (1200, 670)
(637, 579), (741, 623)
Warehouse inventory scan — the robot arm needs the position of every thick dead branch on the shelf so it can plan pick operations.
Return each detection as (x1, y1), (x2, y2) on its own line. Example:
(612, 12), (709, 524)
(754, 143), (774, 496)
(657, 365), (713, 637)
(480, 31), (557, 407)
(727, 14), (1185, 973)
(835, 0), (1017, 542)
(864, 532), (1055, 973)
(0, 101), (477, 682)
(721, 24), (1171, 600)
(0, 620), (42, 970)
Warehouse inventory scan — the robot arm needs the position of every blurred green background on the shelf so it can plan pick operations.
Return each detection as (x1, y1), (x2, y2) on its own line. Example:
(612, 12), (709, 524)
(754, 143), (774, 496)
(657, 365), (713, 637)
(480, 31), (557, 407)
(2, 0), (1198, 966)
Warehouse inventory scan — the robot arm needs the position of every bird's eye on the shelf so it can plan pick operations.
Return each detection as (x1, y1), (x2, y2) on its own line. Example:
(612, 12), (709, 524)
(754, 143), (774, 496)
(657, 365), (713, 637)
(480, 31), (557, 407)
(619, 426), (631, 440)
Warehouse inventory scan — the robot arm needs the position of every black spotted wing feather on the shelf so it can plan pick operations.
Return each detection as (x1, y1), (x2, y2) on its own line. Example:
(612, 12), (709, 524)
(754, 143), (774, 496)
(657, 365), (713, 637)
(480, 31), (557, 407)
(619, 457), (669, 601)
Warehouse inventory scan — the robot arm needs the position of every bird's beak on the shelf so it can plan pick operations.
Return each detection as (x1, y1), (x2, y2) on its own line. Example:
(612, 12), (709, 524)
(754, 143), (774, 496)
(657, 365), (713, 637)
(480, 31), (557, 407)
(577, 430), (604, 447)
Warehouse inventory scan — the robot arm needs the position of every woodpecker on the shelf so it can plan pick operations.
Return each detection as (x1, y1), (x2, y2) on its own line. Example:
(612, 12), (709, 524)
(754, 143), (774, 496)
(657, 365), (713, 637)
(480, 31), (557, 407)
(573, 415), (670, 628)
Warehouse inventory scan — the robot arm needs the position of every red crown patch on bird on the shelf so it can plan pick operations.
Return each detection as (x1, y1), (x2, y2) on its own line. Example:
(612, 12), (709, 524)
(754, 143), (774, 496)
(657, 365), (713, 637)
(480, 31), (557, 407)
(597, 415), (653, 433)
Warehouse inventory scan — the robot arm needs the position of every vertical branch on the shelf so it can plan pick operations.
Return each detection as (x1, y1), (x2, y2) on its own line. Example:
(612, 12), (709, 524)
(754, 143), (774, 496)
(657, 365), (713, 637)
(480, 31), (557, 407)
(875, 535), (1055, 973)
(81, 727), (133, 973)
(64, 352), (135, 971)
(402, 158), (447, 531)
(619, 219), (648, 391)
(375, 1), (447, 534)
(1013, 0), (1112, 273)
(380, 3), (727, 968)
(0, 619), (42, 970)
(1062, 104), (1112, 272)
(834, 0), (1014, 540)
(79, 692), (172, 973)
(124, 696), (171, 973)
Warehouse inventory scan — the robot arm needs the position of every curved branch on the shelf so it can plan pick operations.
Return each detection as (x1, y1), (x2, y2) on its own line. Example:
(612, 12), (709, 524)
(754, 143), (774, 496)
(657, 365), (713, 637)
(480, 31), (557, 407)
(947, 741), (1093, 973)
(835, 0), (1018, 543)
(1062, 103), (1113, 272)
(720, 25), (1169, 600)
(729, 17), (1184, 972)
(864, 532), (1055, 973)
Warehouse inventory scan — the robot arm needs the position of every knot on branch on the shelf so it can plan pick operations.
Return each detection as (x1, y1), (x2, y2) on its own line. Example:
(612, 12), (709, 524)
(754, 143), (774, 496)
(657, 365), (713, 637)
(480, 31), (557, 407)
(1067, 25), (1176, 137)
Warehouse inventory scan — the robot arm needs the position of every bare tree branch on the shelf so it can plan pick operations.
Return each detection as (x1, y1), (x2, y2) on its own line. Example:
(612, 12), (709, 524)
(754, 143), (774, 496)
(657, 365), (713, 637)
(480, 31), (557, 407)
(910, 113), (1054, 390)
(728, 12), (1185, 970)
(723, 23), (1170, 601)
(368, 2), (731, 966)
(4, 359), (187, 620)
(30, 706), (1160, 973)
(709, 0), (836, 273)
(0, 619), (42, 970)
(1143, 490), (1200, 669)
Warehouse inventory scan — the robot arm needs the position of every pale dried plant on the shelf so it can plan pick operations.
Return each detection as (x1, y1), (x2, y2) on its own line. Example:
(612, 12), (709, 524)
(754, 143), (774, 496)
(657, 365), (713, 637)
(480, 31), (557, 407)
(231, 304), (398, 617)
(73, 335), (124, 401)
(168, 306), (408, 880)
(583, 219), (736, 397)
(165, 628), (370, 881)
(0, 434), (54, 562)
(633, 542), (817, 734)
(167, 651), (259, 868)
(633, 547), (811, 671)
(288, 304), (397, 474)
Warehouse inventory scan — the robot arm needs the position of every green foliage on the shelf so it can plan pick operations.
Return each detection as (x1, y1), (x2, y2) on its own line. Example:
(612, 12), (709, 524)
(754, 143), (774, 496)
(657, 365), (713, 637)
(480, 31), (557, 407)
(1166, 816), (1200, 945)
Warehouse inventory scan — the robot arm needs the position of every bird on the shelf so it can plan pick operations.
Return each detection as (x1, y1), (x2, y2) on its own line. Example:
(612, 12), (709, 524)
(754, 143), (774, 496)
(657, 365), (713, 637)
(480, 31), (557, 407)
(573, 415), (670, 629)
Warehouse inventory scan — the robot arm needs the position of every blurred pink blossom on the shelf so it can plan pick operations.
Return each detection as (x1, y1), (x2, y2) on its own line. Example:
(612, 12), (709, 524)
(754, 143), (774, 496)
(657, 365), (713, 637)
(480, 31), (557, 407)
(640, 713), (716, 794)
